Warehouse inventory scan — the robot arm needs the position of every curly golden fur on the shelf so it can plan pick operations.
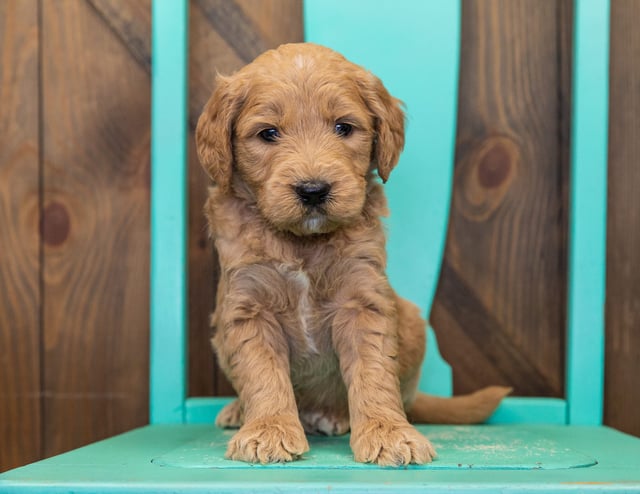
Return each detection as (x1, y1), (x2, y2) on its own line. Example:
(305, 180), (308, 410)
(196, 43), (509, 466)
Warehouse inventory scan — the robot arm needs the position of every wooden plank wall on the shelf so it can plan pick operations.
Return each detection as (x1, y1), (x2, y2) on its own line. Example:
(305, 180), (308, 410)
(605, 0), (640, 436)
(0, 0), (41, 470)
(431, 1), (572, 399)
(0, 0), (638, 472)
(40, 0), (152, 459)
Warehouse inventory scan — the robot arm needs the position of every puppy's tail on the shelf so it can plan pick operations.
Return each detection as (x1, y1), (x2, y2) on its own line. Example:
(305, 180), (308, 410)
(407, 386), (512, 425)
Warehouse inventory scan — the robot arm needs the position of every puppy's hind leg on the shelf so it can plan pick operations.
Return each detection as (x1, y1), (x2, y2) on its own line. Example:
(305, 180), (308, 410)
(216, 399), (244, 429)
(299, 409), (350, 436)
(395, 295), (511, 424)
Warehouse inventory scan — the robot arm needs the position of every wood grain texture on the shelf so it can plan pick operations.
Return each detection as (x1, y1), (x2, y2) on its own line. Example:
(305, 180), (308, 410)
(187, 0), (244, 398)
(40, 0), (150, 457)
(605, 0), (640, 437)
(0, 0), (41, 472)
(431, 0), (571, 398)
(188, 0), (303, 397)
(87, 0), (151, 74)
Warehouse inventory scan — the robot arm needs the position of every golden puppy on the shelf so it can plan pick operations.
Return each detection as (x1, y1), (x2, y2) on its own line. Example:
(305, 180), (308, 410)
(196, 43), (509, 466)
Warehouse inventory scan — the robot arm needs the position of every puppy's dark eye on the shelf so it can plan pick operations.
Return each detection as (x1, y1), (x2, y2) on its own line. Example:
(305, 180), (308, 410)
(334, 122), (353, 137)
(258, 128), (280, 142)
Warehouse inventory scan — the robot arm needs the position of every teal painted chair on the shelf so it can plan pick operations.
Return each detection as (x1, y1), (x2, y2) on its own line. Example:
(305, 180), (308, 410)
(2, 0), (639, 492)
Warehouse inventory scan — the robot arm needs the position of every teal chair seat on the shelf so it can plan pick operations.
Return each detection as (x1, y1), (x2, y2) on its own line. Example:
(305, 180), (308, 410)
(2, 0), (639, 492)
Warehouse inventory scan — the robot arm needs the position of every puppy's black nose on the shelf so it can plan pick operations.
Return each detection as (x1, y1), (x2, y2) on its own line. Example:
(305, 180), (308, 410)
(294, 181), (332, 206)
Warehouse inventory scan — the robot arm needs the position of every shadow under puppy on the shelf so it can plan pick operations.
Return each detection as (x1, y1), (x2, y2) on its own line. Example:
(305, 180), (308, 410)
(196, 43), (510, 466)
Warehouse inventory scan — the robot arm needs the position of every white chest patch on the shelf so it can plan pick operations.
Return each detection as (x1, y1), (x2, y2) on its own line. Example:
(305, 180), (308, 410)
(289, 269), (318, 354)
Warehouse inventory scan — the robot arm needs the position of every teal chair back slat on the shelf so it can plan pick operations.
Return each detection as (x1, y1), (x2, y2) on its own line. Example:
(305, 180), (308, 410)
(305, 1), (461, 319)
(304, 0), (461, 397)
(566, 0), (610, 425)
(150, 0), (189, 424)
(148, 0), (610, 426)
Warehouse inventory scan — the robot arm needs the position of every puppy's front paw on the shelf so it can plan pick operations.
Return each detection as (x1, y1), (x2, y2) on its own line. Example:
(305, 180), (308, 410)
(351, 419), (436, 466)
(225, 415), (310, 464)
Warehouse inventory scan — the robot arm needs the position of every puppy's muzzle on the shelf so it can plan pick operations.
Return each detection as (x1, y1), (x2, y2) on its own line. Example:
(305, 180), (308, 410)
(294, 180), (332, 207)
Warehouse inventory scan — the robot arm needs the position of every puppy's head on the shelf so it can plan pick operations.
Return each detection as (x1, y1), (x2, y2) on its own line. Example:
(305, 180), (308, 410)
(196, 43), (404, 236)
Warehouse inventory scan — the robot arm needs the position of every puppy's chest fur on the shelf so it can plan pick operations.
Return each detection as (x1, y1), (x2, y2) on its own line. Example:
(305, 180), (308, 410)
(274, 260), (332, 357)
(234, 233), (346, 359)
(276, 264), (324, 354)
(209, 189), (386, 363)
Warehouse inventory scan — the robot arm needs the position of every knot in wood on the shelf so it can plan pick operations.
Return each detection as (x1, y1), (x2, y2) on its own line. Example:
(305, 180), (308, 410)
(478, 142), (512, 189)
(456, 135), (519, 222)
(41, 201), (71, 247)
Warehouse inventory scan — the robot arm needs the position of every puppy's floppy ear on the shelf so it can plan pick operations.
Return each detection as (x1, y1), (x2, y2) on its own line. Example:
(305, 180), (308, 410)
(195, 75), (243, 191)
(359, 73), (405, 183)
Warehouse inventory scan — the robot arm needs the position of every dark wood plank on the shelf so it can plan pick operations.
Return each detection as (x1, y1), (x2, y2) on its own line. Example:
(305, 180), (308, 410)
(188, 2), (246, 397)
(431, 0), (571, 398)
(187, 137), (219, 397)
(188, 0), (303, 397)
(87, 0), (151, 74)
(0, 0), (42, 472)
(605, 0), (640, 437)
(40, 0), (150, 457)
(194, 0), (268, 64)
(434, 260), (555, 395)
(237, 0), (304, 48)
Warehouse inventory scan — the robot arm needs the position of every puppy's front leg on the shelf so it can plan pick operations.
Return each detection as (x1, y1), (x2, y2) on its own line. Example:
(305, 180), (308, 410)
(216, 287), (309, 463)
(333, 273), (436, 466)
